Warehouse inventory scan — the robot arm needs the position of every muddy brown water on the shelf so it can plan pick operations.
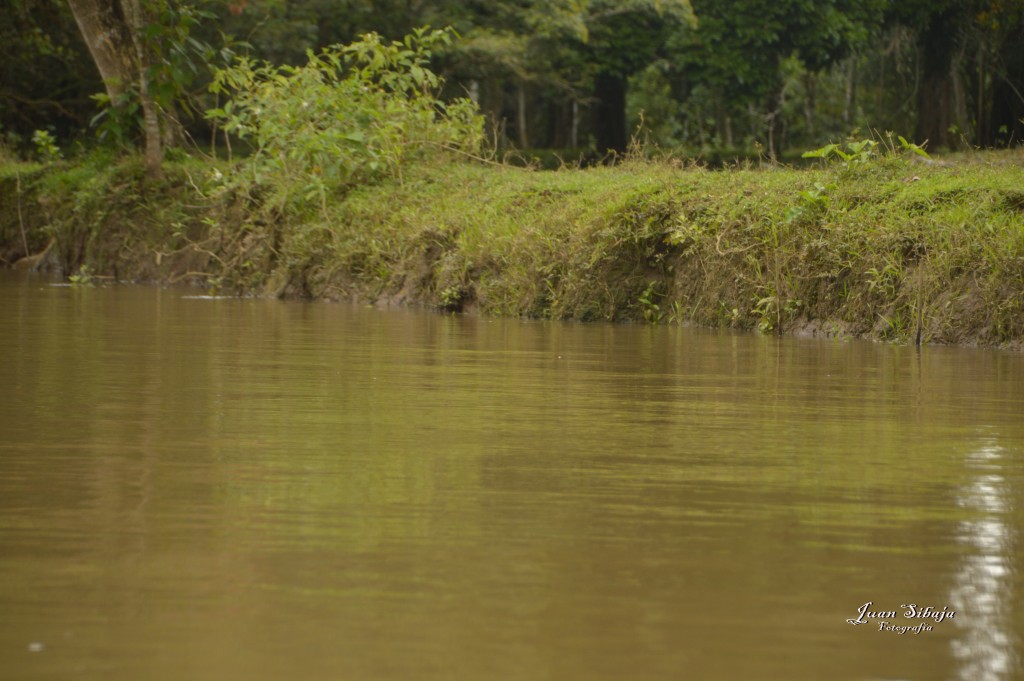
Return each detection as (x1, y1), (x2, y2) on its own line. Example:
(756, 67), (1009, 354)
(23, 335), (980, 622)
(1, 270), (1022, 681)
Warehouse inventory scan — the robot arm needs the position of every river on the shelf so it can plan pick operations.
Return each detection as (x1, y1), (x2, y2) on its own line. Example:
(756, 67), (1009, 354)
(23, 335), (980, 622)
(1, 270), (1022, 680)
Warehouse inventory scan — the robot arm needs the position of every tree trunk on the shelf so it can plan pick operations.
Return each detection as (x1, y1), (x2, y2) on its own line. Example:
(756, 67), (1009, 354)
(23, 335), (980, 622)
(594, 72), (627, 153)
(839, 57), (856, 129)
(914, 8), (969, 150)
(803, 72), (817, 140)
(67, 0), (162, 178)
(765, 85), (784, 161)
(571, 99), (579, 149)
(121, 0), (162, 177)
(137, 63), (164, 178)
(916, 67), (963, 149)
(67, 0), (135, 101)
(516, 84), (529, 149)
(843, 58), (857, 129)
(976, 44), (987, 145)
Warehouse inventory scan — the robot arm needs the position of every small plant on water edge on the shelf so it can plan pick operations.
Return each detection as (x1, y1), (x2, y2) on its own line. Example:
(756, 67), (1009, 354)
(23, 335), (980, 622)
(438, 285), (465, 311)
(68, 265), (94, 286)
(753, 293), (777, 333)
(666, 299), (685, 324)
(638, 281), (664, 323)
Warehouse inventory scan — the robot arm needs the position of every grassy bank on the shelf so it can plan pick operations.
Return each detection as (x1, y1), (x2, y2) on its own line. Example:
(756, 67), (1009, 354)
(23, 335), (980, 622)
(3, 149), (1024, 348)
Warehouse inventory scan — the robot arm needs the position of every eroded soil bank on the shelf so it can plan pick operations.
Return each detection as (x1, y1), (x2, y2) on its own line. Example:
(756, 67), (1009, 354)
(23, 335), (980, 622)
(3, 151), (1024, 348)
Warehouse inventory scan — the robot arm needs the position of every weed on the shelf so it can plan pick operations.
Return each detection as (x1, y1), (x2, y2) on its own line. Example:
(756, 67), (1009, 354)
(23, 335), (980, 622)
(638, 281), (664, 323)
(865, 255), (904, 299)
(438, 285), (464, 311)
(802, 132), (929, 167)
(786, 181), (836, 224)
(31, 130), (62, 163)
(68, 265), (94, 285)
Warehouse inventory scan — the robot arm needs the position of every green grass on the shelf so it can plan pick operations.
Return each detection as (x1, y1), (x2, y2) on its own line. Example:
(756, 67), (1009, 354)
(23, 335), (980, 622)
(3, 148), (1024, 348)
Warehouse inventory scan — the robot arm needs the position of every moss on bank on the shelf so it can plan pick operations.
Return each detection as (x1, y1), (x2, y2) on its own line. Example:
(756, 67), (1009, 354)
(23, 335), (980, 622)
(3, 150), (1024, 348)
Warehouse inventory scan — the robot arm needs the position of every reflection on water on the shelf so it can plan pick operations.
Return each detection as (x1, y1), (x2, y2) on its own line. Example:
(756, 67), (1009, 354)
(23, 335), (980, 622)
(1, 271), (1024, 681)
(951, 444), (1019, 680)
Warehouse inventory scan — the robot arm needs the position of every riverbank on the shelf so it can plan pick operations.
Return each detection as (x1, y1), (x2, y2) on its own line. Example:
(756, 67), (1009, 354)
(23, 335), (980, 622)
(3, 149), (1024, 348)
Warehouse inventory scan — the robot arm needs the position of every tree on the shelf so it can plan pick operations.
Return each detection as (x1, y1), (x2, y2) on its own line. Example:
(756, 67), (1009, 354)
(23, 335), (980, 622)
(68, 0), (165, 176)
(440, 0), (695, 153)
(585, 0), (696, 152)
(671, 0), (884, 158)
(976, 0), (1024, 146)
(885, 0), (976, 149)
(7, 0), (1017, 161)
(891, 0), (1024, 149)
(191, 0), (695, 153)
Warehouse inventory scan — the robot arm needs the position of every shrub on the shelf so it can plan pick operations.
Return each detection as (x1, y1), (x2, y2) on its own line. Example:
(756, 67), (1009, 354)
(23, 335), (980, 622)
(207, 27), (484, 209)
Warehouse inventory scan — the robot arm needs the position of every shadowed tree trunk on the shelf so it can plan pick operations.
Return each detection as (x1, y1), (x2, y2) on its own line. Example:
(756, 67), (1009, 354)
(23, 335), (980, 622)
(843, 57), (856, 128)
(765, 86), (783, 160)
(913, 7), (970, 150)
(803, 71), (817, 139)
(594, 72), (627, 153)
(516, 83), (529, 149)
(916, 66), (957, 149)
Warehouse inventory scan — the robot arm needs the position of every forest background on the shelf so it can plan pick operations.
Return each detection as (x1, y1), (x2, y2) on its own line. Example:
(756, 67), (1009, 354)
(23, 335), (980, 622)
(3, 0), (1023, 166)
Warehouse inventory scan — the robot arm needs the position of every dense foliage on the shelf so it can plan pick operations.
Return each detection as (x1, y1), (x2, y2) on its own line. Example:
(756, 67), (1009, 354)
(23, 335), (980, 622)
(2, 0), (1022, 162)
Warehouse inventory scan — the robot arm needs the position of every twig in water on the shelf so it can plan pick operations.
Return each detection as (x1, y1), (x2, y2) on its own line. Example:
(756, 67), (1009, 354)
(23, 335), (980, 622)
(914, 265), (925, 348)
(16, 171), (29, 256)
(169, 271), (214, 284)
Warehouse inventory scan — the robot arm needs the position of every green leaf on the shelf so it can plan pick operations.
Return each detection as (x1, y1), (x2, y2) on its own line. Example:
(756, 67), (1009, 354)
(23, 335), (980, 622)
(802, 143), (838, 159)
